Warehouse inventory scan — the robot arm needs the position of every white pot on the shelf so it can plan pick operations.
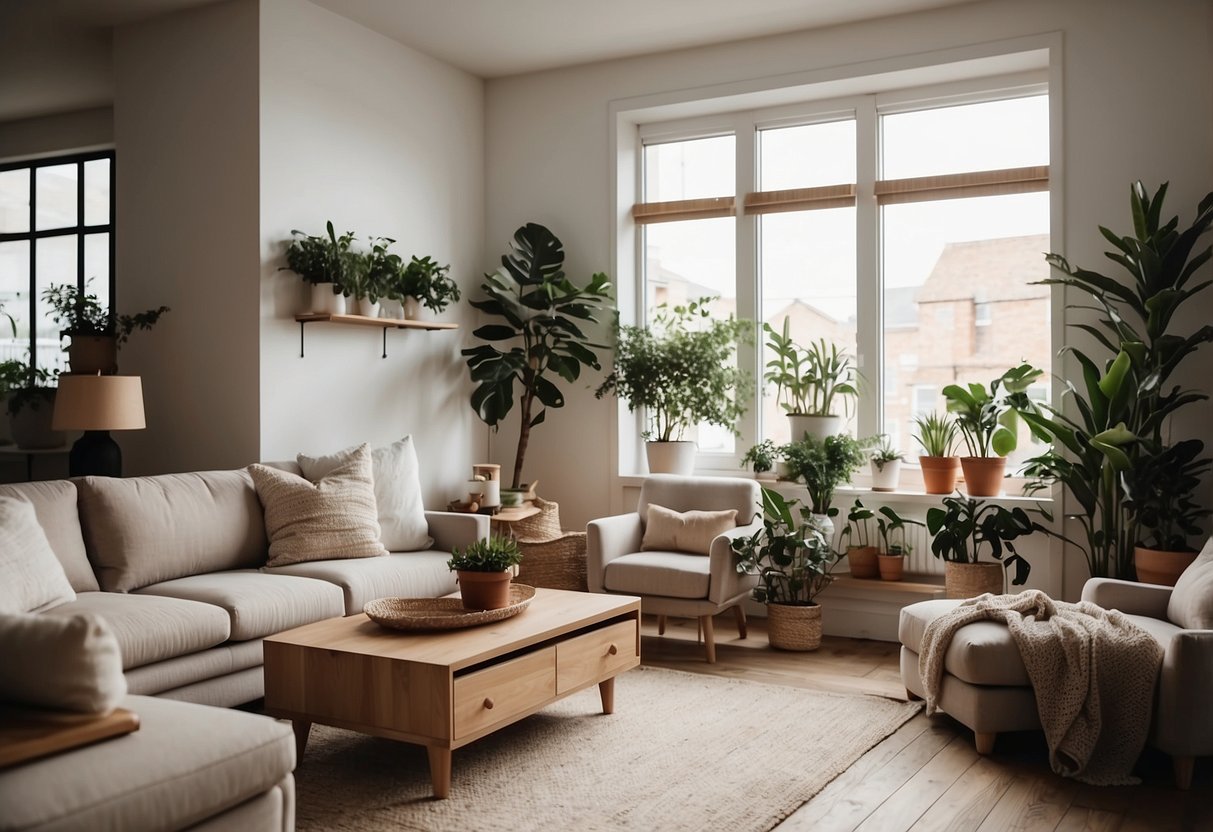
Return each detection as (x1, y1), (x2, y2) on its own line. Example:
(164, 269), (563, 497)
(311, 283), (340, 314)
(645, 441), (696, 475)
(788, 414), (842, 442)
(404, 297), (431, 321)
(355, 297), (379, 318)
(380, 299), (405, 320)
(327, 292), (347, 315)
(811, 513), (835, 541)
(871, 458), (901, 492)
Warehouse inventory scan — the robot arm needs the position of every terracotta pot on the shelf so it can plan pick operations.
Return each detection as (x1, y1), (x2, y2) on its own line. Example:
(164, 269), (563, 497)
(945, 561), (1004, 599)
(767, 602), (822, 651)
(919, 456), (960, 494)
(877, 554), (905, 581)
(846, 545), (879, 579)
(960, 456), (1006, 497)
(645, 441), (696, 475)
(67, 334), (118, 374)
(457, 570), (513, 610)
(1134, 546), (1198, 586)
(788, 413), (841, 443)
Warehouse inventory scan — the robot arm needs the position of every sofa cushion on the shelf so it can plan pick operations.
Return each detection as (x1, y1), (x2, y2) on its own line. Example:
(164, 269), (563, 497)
(78, 470), (268, 592)
(0, 497), (76, 613)
(268, 551), (458, 614)
(604, 551), (711, 599)
(1168, 537), (1213, 630)
(250, 445), (388, 567)
(0, 694), (294, 832)
(898, 599), (1031, 687)
(0, 612), (126, 714)
(125, 640), (264, 697)
(0, 480), (98, 592)
(135, 571), (344, 640)
(298, 436), (433, 552)
(44, 591), (231, 670)
(641, 504), (737, 556)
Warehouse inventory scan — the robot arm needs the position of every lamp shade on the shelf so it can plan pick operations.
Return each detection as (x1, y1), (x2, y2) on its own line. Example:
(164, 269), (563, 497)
(52, 375), (146, 432)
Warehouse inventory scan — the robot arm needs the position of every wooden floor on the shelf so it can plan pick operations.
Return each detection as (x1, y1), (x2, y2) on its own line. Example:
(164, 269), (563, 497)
(639, 614), (1212, 832)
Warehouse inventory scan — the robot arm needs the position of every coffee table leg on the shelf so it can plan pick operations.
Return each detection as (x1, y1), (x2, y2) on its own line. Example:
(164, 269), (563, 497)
(427, 745), (452, 799)
(598, 677), (615, 714)
(292, 720), (311, 760)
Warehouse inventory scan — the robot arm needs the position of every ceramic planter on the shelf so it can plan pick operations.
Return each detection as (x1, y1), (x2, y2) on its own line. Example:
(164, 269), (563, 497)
(846, 545), (879, 579)
(945, 561), (1004, 599)
(871, 458), (901, 492)
(766, 602), (822, 651)
(919, 456), (960, 494)
(355, 297), (379, 318)
(645, 441), (696, 475)
(457, 570), (512, 610)
(960, 456), (1006, 497)
(67, 334), (118, 375)
(404, 297), (432, 321)
(877, 554), (905, 581)
(311, 283), (344, 314)
(1134, 546), (1198, 586)
(788, 413), (841, 442)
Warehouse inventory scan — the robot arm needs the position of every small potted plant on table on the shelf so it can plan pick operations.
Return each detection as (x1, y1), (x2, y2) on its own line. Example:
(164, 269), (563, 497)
(870, 435), (903, 492)
(447, 535), (524, 611)
(42, 280), (170, 374)
(741, 439), (782, 480)
(925, 495), (1037, 598)
(731, 486), (839, 651)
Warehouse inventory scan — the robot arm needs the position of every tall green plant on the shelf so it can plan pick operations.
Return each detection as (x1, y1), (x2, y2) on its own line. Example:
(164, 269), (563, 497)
(943, 363), (1042, 457)
(763, 318), (856, 416)
(464, 223), (612, 488)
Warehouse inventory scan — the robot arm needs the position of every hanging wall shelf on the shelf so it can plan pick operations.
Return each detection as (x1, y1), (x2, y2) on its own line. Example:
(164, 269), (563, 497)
(294, 313), (458, 358)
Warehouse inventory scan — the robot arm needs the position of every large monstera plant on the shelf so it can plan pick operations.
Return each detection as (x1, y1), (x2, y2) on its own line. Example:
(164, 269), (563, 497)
(463, 223), (612, 488)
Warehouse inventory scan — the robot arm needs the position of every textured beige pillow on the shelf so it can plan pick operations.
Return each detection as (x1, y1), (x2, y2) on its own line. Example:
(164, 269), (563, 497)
(298, 437), (432, 552)
(1168, 537), (1213, 630)
(249, 444), (388, 567)
(0, 612), (126, 714)
(641, 504), (738, 556)
(0, 496), (76, 613)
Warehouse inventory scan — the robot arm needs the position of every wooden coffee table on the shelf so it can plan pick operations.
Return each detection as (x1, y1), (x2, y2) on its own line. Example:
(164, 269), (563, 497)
(263, 588), (640, 798)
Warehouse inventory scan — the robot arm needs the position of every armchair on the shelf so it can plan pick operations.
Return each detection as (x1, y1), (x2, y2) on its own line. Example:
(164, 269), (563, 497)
(587, 475), (761, 663)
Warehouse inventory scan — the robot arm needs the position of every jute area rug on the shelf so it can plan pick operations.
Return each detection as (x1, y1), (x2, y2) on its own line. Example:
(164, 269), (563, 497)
(294, 666), (921, 832)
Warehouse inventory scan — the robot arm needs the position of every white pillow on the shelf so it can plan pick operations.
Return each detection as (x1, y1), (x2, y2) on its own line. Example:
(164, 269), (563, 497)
(298, 437), (433, 552)
(0, 496), (76, 613)
(0, 612), (126, 714)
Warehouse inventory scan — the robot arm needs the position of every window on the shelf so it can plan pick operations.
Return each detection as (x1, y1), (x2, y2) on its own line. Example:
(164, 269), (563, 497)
(629, 81), (1050, 473)
(0, 151), (116, 374)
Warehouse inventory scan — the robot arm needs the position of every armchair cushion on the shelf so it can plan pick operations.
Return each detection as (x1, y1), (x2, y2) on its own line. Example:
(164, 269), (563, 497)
(638, 476), (760, 527)
(1168, 537), (1213, 630)
(604, 551), (711, 599)
(641, 504), (737, 555)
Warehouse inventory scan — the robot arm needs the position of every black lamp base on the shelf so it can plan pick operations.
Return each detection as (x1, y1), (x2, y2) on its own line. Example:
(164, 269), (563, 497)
(69, 430), (123, 478)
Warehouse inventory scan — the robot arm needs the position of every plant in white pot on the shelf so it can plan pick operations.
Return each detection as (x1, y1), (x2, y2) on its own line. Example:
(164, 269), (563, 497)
(764, 317), (857, 442)
(731, 486), (839, 651)
(741, 439), (782, 481)
(400, 255), (460, 320)
(597, 297), (752, 475)
(447, 535), (524, 611)
(781, 431), (869, 537)
(282, 221), (359, 315)
(869, 435), (903, 492)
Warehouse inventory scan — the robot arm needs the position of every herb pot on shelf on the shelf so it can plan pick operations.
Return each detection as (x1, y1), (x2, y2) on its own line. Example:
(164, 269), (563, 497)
(456, 571), (513, 611)
(1133, 546), (1198, 587)
(959, 457), (1006, 497)
(767, 602), (823, 651)
(355, 298), (379, 318)
(403, 296), (431, 321)
(311, 283), (344, 314)
(920, 456), (960, 494)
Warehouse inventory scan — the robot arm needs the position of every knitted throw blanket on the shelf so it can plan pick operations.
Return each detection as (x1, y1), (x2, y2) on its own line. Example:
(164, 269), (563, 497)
(919, 590), (1163, 785)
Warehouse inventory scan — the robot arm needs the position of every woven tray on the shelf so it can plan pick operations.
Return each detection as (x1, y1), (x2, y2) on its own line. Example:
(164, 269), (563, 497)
(364, 584), (536, 631)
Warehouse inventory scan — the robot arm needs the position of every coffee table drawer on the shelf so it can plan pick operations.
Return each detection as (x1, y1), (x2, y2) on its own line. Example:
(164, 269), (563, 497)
(453, 646), (556, 739)
(556, 620), (638, 694)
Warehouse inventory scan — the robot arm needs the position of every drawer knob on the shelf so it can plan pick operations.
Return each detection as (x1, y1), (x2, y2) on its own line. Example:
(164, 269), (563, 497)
(607, 644), (618, 656)
(483, 697), (494, 710)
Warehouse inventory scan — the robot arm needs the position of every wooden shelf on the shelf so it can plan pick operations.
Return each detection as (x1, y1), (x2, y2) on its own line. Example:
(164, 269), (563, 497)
(294, 313), (458, 357)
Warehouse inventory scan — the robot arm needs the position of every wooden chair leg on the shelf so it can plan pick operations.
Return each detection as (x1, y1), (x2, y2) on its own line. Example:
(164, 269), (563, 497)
(657, 615), (667, 636)
(974, 732), (996, 755)
(1173, 755), (1194, 790)
(732, 604), (748, 639)
(700, 614), (716, 663)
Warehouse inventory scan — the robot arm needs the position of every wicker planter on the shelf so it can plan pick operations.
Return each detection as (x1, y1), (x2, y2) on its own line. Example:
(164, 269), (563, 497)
(945, 561), (1004, 599)
(767, 602), (823, 651)
(877, 554), (905, 581)
(960, 456), (1006, 497)
(1134, 546), (1198, 587)
(846, 545), (879, 579)
(457, 570), (513, 611)
(920, 456), (960, 494)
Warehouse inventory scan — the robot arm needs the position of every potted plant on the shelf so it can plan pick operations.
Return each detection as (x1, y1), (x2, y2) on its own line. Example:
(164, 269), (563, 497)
(875, 505), (922, 582)
(447, 535), (524, 611)
(597, 297), (752, 475)
(3, 359), (63, 450)
(764, 317), (857, 441)
(741, 439), (781, 480)
(925, 495), (1036, 598)
(465, 223), (612, 488)
(1122, 438), (1211, 585)
(942, 363), (1042, 496)
(869, 435), (903, 492)
(400, 255), (460, 320)
(781, 432), (869, 537)
(731, 486), (839, 651)
(913, 411), (960, 495)
(838, 498), (878, 579)
(42, 280), (170, 375)
(282, 221), (360, 314)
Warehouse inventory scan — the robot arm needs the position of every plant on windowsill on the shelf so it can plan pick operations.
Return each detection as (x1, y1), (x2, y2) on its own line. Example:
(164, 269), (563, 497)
(42, 280), (170, 375)
(913, 411), (960, 495)
(596, 296), (752, 476)
(838, 498), (878, 578)
(399, 255), (460, 320)
(874, 505), (922, 582)
(741, 439), (782, 480)
(925, 495), (1037, 599)
(731, 486), (839, 651)
(869, 435), (904, 492)
(942, 363), (1043, 497)
(781, 431), (869, 536)
(764, 317), (857, 442)
(2, 359), (64, 450)
(447, 535), (524, 611)
(281, 221), (360, 315)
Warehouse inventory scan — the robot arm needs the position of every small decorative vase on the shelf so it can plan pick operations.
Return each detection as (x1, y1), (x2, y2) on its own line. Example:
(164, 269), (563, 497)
(457, 571), (513, 611)
(960, 457), (1006, 497)
(788, 413), (841, 443)
(311, 283), (338, 314)
(877, 554), (905, 581)
(645, 441), (696, 475)
(846, 545), (879, 579)
(767, 603), (822, 651)
(945, 561), (1004, 599)
(920, 456), (960, 494)
(1134, 546), (1198, 586)
(355, 297), (379, 318)
(871, 458), (901, 492)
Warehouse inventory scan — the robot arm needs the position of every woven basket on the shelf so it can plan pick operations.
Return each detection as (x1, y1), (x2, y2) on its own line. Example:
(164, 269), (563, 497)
(945, 561), (1004, 599)
(515, 531), (588, 592)
(504, 497), (563, 540)
(767, 603), (823, 651)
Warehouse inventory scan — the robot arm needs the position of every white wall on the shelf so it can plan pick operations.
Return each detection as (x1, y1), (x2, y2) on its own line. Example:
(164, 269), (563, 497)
(484, 0), (1213, 598)
(258, 0), (486, 507)
(0, 107), (113, 161)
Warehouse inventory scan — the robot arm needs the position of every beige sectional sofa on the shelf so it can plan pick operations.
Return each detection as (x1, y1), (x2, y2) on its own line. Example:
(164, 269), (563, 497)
(0, 465), (488, 831)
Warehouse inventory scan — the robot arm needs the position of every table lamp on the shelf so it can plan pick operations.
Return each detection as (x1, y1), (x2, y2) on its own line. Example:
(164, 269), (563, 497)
(52, 374), (146, 477)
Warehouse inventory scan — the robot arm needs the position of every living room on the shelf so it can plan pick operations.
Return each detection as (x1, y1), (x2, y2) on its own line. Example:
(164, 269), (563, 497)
(1, 0), (1210, 829)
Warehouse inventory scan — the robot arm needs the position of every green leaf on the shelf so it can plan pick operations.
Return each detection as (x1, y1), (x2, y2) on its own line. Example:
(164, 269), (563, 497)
(472, 324), (519, 342)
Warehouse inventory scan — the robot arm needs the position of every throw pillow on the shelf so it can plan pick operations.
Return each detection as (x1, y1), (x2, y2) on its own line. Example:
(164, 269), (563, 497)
(298, 437), (433, 552)
(250, 444), (388, 567)
(0, 496), (76, 613)
(0, 612), (126, 714)
(641, 504), (738, 556)
(1168, 537), (1213, 630)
